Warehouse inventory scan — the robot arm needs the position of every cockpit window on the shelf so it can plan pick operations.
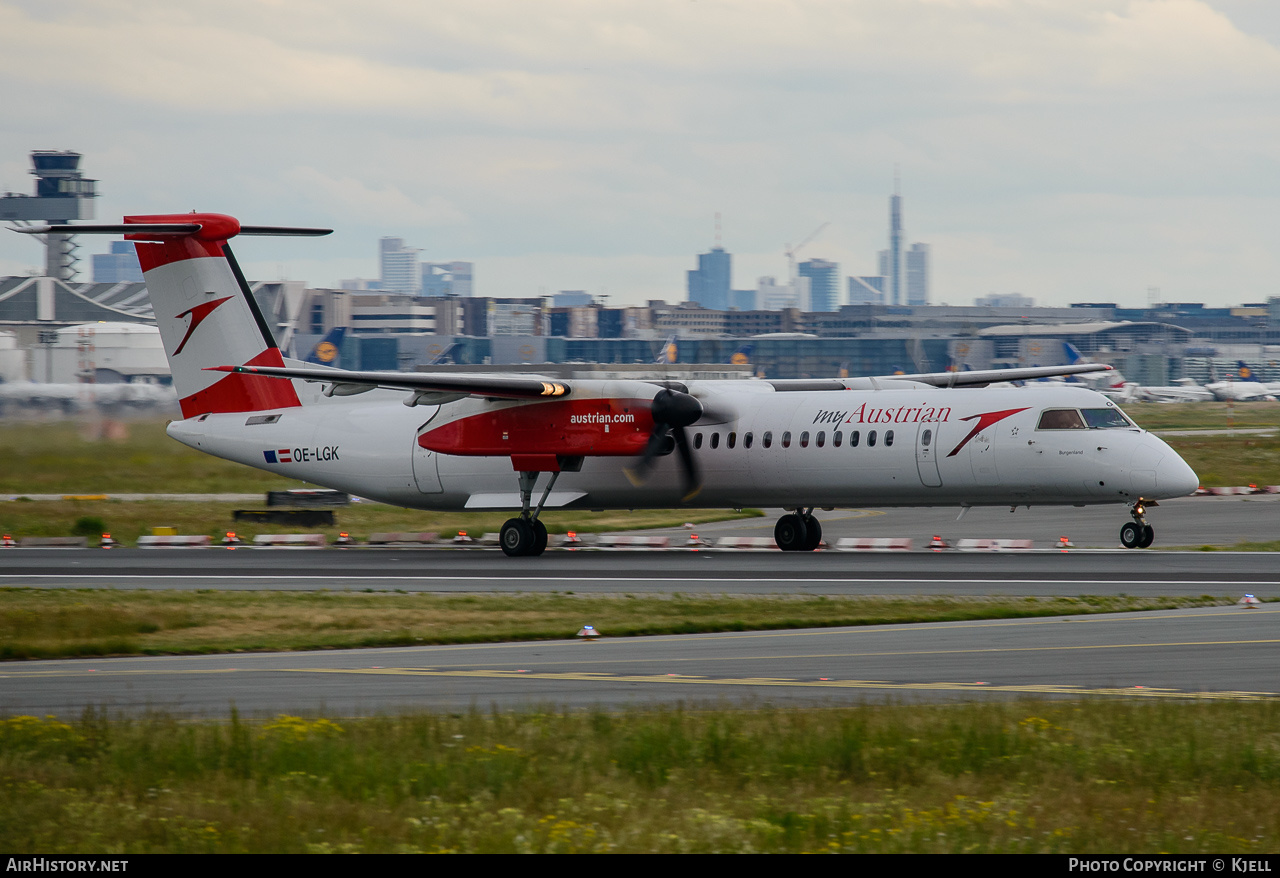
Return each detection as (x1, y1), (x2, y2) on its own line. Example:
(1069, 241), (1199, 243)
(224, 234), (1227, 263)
(1081, 408), (1133, 429)
(1037, 409), (1086, 430)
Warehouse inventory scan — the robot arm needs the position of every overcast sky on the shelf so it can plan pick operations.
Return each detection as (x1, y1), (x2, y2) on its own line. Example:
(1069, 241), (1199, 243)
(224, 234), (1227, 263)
(2, 0), (1278, 309)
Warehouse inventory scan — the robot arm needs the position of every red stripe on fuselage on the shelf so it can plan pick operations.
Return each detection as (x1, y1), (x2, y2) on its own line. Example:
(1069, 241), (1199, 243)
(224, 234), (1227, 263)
(178, 348), (301, 418)
(420, 398), (653, 457)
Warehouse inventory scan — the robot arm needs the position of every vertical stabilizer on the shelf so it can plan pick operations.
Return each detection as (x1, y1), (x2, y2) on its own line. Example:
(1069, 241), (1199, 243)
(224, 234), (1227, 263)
(126, 213), (302, 418)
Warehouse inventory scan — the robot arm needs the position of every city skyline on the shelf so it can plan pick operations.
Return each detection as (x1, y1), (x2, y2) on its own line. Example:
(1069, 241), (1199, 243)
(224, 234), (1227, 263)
(2, 1), (1279, 309)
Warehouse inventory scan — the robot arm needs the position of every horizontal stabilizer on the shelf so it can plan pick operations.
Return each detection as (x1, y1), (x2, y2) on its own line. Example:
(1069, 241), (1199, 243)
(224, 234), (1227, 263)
(12, 223), (331, 238)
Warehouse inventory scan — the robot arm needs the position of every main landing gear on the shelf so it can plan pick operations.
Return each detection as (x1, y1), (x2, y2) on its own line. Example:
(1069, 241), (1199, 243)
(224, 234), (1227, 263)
(1119, 500), (1156, 549)
(500, 470), (558, 557)
(775, 508), (823, 551)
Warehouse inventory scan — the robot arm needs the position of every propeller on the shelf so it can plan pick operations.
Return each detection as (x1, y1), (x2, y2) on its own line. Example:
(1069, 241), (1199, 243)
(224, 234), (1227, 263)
(625, 386), (705, 500)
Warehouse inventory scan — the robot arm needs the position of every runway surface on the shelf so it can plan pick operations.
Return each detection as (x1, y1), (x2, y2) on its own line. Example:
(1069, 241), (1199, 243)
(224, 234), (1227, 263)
(2, 495), (1278, 718)
(4, 605), (1277, 718)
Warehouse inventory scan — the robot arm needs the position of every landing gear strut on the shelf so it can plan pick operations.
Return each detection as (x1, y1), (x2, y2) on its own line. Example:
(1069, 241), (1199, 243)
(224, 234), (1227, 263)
(775, 508), (822, 551)
(1120, 500), (1156, 549)
(500, 470), (558, 557)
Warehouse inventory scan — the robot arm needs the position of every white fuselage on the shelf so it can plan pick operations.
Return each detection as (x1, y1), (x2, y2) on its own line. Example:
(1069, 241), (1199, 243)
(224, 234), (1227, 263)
(165, 380), (1199, 513)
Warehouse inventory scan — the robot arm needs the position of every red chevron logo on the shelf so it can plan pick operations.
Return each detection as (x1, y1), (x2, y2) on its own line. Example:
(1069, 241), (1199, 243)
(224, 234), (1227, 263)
(946, 407), (1030, 457)
(173, 296), (233, 355)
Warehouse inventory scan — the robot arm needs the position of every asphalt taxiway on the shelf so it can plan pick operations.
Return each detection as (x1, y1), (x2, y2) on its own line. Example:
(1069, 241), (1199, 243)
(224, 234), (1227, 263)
(3, 605), (1277, 718)
(2, 495), (1278, 717)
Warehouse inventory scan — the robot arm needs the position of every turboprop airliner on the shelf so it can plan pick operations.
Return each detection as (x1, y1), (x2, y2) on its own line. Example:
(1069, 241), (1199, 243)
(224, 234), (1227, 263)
(19, 214), (1200, 556)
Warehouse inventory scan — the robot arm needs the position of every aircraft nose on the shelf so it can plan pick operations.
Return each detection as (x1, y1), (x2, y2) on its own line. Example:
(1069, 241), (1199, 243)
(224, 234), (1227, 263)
(1150, 440), (1199, 498)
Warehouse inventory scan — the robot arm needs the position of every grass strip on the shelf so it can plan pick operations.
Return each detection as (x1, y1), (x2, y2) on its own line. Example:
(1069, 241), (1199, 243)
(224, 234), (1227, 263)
(0, 499), (759, 544)
(3, 700), (1280, 852)
(0, 589), (1237, 660)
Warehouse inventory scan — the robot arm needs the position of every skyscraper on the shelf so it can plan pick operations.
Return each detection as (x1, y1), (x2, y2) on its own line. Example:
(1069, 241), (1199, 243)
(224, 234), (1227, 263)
(906, 243), (930, 306)
(379, 237), (420, 295)
(92, 241), (143, 283)
(848, 275), (885, 305)
(798, 259), (839, 312)
(868, 175), (929, 306)
(888, 180), (904, 306)
(687, 246), (731, 311)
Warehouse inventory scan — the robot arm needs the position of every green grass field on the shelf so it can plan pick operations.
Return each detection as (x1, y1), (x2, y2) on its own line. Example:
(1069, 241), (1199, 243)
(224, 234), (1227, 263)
(0, 589), (1233, 660)
(0, 499), (757, 544)
(1124, 400), (1280, 432)
(4, 701), (1279, 853)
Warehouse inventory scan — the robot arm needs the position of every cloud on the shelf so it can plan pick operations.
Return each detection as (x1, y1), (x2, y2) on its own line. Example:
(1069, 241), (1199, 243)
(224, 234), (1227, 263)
(284, 166), (467, 227)
(3, 0), (1280, 305)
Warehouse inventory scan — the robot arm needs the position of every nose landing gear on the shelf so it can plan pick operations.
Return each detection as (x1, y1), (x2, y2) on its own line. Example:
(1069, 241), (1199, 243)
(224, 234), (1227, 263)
(1120, 500), (1156, 549)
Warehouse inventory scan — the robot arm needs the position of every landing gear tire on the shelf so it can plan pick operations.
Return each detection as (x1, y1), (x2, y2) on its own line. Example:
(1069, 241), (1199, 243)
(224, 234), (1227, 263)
(501, 518), (536, 557)
(1120, 521), (1142, 549)
(801, 515), (822, 551)
(775, 514), (809, 551)
(531, 519), (548, 556)
(1139, 524), (1155, 548)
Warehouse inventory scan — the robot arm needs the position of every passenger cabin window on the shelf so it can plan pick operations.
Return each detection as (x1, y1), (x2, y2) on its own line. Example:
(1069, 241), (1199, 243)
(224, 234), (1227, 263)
(1037, 409), (1087, 430)
(849, 430), (860, 448)
(694, 432), (704, 449)
(727, 432), (737, 449)
(816, 431), (825, 448)
(921, 428), (932, 447)
(799, 431), (810, 448)
(833, 430), (843, 447)
(782, 431), (792, 448)
(868, 430), (877, 447)
(1081, 408), (1133, 429)
(710, 432), (720, 450)
(744, 432), (753, 449)
(763, 431), (773, 449)
(885, 430), (894, 447)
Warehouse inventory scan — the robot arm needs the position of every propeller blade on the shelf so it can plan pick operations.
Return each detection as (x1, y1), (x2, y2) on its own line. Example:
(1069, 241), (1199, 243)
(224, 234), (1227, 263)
(624, 425), (673, 485)
(673, 425), (702, 501)
(625, 387), (707, 493)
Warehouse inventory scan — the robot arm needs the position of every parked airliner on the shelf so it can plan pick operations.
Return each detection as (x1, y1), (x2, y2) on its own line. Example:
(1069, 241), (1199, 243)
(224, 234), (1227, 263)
(19, 214), (1200, 555)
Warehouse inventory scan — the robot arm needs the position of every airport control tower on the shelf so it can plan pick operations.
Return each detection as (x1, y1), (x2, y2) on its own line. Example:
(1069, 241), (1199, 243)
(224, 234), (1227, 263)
(0, 150), (98, 280)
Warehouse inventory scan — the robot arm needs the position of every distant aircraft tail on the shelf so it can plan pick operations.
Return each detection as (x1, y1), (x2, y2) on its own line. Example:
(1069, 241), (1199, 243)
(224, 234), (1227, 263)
(1235, 360), (1260, 382)
(1063, 341), (1124, 389)
(302, 327), (346, 367)
(655, 336), (677, 365)
(730, 343), (753, 366)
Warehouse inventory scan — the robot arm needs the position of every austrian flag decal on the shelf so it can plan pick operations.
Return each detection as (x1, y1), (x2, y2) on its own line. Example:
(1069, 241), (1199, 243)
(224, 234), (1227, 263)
(263, 446), (339, 464)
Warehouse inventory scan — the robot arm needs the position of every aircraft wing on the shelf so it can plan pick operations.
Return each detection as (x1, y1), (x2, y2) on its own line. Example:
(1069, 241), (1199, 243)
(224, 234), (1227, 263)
(852, 363), (1112, 388)
(214, 361), (1112, 400)
(206, 364), (570, 402)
